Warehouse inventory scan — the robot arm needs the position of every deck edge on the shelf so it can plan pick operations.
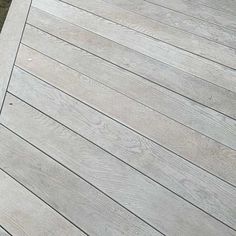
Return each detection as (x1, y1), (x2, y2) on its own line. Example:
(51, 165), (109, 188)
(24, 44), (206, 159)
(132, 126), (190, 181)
(0, 0), (31, 112)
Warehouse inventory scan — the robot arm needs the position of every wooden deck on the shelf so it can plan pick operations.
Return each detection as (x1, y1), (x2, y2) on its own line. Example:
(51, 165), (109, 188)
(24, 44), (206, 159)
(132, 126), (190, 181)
(0, 0), (236, 235)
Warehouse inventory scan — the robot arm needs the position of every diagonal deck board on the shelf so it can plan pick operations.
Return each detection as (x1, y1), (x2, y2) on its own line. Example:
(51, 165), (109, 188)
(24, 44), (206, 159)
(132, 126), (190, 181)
(1, 93), (236, 235)
(55, 0), (236, 68)
(0, 122), (158, 236)
(101, 0), (236, 49)
(2, 86), (236, 229)
(146, 0), (236, 31)
(0, 168), (85, 235)
(22, 22), (236, 119)
(32, 0), (236, 79)
(17, 34), (236, 151)
(0, 0), (235, 234)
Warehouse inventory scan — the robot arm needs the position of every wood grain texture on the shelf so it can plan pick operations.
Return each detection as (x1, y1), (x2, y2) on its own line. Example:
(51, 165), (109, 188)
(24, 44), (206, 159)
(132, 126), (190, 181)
(32, 0), (236, 75)
(0, 168), (85, 236)
(101, 0), (236, 49)
(59, 0), (236, 66)
(9, 66), (236, 187)
(17, 38), (236, 151)
(1, 94), (236, 236)
(26, 9), (236, 118)
(0, 123), (159, 236)
(0, 0), (31, 110)
(147, 0), (236, 31)
(5, 67), (236, 229)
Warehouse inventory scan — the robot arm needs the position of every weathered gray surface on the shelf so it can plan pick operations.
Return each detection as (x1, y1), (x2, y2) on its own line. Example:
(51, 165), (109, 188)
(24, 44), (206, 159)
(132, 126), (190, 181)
(25, 10), (236, 118)
(0, 122), (159, 236)
(0, 0), (31, 111)
(0, 169), (85, 236)
(2, 83), (236, 230)
(18, 33), (236, 151)
(0, 0), (236, 234)
(102, 0), (236, 49)
(1, 93), (235, 235)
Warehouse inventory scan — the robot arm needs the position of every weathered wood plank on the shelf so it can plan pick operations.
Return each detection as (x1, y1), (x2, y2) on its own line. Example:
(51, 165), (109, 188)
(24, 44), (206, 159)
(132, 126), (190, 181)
(32, 0), (236, 73)
(60, 0), (236, 62)
(1, 94), (236, 235)
(0, 123), (159, 236)
(9, 67), (236, 187)
(16, 45), (236, 154)
(5, 68), (236, 228)
(22, 21), (236, 120)
(0, 169), (85, 236)
(101, 0), (236, 49)
(147, 0), (236, 31)
(0, 0), (31, 111)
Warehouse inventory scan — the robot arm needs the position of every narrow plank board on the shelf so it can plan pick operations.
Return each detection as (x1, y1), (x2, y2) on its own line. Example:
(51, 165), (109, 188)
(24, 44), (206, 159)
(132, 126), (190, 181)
(101, 0), (236, 49)
(0, 124), (159, 236)
(16, 45), (236, 154)
(0, 0), (31, 110)
(5, 68), (236, 227)
(147, 0), (236, 31)
(22, 21), (236, 120)
(0, 227), (10, 236)
(32, 0), (236, 75)
(1, 94), (236, 236)
(0, 169), (85, 236)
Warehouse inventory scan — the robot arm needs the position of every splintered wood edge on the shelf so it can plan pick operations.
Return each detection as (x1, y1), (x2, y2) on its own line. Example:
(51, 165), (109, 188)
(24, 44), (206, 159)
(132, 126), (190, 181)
(0, 0), (31, 111)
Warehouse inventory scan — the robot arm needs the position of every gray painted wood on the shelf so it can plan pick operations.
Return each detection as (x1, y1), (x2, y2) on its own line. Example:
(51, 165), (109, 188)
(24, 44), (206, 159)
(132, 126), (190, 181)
(22, 21), (236, 120)
(0, 227), (10, 236)
(17, 40), (236, 151)
(0, 0), (31, 111)
(102, 0), (236, 49)
(1, 94), (236, 236)
(0, 169), (85, 236)
(147, 0), (236, 31)
(0, 124), (159, 236)
(32, 0), (236, 73)
(5, 68), (236, 227)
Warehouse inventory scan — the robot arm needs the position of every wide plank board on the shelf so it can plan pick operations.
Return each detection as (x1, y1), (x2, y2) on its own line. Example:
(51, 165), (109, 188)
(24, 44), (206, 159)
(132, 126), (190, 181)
(34, 0), (236, 70)
(1, 0), (236, 235)
(0, 168), (85, 236)
(23, 21), (236, 120)
(16, 44), (236, 151)
(0, 123), (159, 236)
(147, 0), (236, 31)
(101, 0), (236, 49)
(10, 59), (236, 185)
(1, 94), (236, 235)
(4, 67), (236, 228)
(9, 67), (236, 186)
(32, 0), (236, 80)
